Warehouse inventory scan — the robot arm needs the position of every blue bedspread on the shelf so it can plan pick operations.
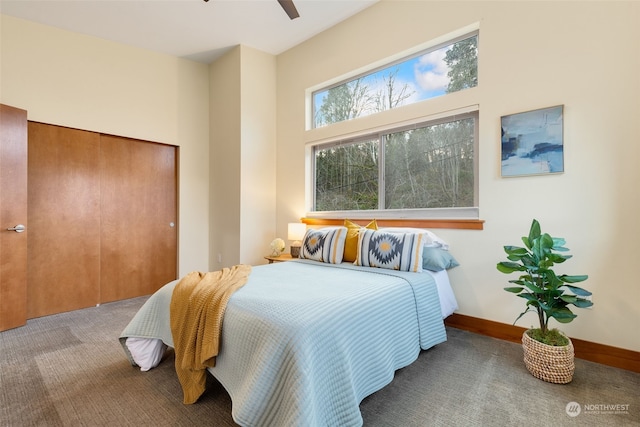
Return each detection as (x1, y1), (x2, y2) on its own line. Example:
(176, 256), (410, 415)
(120, 260), (446, 427)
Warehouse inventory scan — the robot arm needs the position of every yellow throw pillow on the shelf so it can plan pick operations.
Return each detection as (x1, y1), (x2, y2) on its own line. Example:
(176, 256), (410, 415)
(343, 219), (378, 262)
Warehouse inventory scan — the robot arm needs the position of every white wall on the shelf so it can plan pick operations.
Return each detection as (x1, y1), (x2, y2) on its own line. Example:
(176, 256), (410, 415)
(1, 15), (211, 277)
(276, 1), (640, 351)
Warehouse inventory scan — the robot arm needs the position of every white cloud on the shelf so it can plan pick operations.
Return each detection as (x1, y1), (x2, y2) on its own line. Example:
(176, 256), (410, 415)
(414, 47), (450, 93)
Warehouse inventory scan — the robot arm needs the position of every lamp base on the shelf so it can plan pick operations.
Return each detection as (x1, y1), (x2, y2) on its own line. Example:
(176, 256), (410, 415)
(290, 245), (301, 258)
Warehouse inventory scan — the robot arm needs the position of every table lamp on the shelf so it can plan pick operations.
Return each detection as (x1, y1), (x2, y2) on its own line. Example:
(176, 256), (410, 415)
(288, 222), (306, 258)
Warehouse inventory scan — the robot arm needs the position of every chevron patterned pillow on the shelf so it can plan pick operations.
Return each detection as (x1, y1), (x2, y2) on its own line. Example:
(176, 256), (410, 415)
(355, 229), (425, 272)
(299, 226), (348, 264)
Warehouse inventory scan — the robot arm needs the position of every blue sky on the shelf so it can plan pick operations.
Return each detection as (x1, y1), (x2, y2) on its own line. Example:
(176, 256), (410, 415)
(314, 43), (454, 125)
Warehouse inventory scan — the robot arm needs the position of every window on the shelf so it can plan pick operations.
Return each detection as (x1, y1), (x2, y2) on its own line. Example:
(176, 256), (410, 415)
(309, 27), (480, 219)
(313, 111), (478, 213)
(313, 33), (478, 128)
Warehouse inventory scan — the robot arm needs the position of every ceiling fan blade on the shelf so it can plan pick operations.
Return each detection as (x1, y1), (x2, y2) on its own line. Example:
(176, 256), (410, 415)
(277, 0), (300, 20)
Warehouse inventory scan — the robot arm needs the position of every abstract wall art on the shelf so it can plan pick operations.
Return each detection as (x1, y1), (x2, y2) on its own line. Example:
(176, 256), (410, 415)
(501, 105), (564, 177)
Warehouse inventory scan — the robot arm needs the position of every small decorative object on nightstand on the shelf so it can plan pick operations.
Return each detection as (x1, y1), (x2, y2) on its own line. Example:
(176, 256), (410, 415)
(288, 222), (306, 258)
(269, 238), (285, 257)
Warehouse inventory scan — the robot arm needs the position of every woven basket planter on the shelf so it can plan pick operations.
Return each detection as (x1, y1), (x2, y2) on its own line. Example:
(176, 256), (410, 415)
(522, 329), (574, 384)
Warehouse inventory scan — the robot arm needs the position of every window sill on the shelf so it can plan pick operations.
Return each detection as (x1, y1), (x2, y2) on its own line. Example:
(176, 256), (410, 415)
(301, 217), (484, 230)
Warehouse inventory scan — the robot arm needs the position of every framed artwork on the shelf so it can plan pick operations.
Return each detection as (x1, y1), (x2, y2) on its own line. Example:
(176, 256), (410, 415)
(501, 105), (564, 177)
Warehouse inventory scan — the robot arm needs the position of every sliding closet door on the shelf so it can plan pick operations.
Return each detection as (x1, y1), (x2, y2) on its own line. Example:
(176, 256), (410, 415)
(99, 135), (177, 303)
(0, 105), (28, 330)
(27, 124), (177, 316)
(27, 122), (101, 318)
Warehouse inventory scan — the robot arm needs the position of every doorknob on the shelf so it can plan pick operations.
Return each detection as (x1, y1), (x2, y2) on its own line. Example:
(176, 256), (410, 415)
(7, 224), (25, 233)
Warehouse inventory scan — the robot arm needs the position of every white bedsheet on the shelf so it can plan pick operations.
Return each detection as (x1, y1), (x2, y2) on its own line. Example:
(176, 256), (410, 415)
(428, 269), (459, 318)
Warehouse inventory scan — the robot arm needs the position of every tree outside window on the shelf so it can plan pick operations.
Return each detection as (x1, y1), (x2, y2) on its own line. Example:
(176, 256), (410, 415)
(314, 114), (476, 212)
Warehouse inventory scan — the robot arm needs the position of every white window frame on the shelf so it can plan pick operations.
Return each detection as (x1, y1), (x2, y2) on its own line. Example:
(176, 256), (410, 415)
(306, 105), (480, 220)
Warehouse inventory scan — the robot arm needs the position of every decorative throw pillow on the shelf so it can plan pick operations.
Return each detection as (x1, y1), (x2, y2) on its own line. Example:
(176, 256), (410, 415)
(380, 227), (449, 250)
(299, 226), (348, 264)
(355, 229), (425, 272)
(343, 219), (378, 262)
(422, 247), (460, 271)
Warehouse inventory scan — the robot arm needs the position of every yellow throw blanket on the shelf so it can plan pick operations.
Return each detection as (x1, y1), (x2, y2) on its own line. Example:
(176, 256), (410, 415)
(170, 264), (252, 404)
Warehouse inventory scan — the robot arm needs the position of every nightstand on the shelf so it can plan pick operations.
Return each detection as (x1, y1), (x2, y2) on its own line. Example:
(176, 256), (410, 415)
(264, 253), (296, 264)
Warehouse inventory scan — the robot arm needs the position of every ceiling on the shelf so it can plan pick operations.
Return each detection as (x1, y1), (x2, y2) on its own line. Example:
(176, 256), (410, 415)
(0, 0), (378, 63)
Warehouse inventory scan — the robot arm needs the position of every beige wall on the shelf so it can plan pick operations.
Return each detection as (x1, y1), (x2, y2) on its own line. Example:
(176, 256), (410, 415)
(210, 46), (277, 268)
(210, 47), (242, 269)
(277, 1), (640, 351)
(239, 47), (277, 265)
(1, 15), (211, 277)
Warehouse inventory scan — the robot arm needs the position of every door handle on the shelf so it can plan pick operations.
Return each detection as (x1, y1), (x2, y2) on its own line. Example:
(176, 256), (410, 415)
(7, 224), (25, 233)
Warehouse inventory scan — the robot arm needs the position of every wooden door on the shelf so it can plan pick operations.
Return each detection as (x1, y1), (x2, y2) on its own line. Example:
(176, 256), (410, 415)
(0, 105), (28, 331)
(99, 135), (177, 302)
(27, 122), (101, 318)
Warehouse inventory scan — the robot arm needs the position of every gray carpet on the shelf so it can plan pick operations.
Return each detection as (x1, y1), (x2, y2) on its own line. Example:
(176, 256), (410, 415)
(1, 297), (638, 427)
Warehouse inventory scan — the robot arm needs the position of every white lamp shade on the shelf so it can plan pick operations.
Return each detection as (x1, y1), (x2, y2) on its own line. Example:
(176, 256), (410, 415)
(288, 223), (306, 241)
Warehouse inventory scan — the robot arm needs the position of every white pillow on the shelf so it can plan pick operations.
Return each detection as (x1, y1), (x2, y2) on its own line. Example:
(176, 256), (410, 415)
(381, 227), (449, 250)
(126, 337), (167, 372)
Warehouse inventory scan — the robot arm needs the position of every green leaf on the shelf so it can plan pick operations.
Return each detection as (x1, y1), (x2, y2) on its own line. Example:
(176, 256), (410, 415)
(549, 307), (577, 323)
(543, 270), (563, 289)
(521, 256), (537, 267)
(528, 219), (541, 241)
(563, 283), (591, 296)
(497, 262), (525, 273)
(540, 233), (554, 250)
(504, 286), (524, 293)
(548, 252), (570, 263)
(551, 237), (567, 250)
(511, 280), (536, 290)
(538, 299), (553, 311)
(561, 275), (589, 284)
(571, 298), (593, 308)
(518, 293), (539, 303)
(522, 281), (545, 294)
(503, 246), (529, 257)
(547, 289), (563, 299)
(559, 295), (578, 303)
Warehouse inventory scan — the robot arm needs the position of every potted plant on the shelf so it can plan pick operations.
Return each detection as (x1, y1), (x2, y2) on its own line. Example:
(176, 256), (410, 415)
(497, 219), (592, 383)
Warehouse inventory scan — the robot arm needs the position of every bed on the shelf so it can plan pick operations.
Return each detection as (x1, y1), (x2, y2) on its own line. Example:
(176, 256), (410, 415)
(120, 228), (458, 427)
